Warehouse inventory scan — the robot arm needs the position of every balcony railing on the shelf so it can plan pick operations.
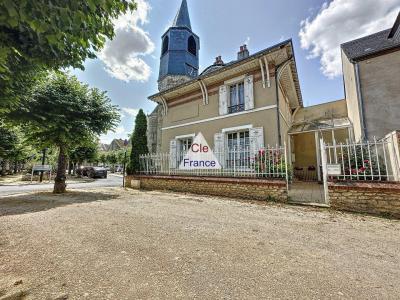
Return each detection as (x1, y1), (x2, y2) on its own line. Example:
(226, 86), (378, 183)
(228, 103), (245, 114)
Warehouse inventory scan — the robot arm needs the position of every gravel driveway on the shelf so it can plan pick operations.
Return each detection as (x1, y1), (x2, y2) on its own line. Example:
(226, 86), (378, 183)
(0, 188), (399, 299)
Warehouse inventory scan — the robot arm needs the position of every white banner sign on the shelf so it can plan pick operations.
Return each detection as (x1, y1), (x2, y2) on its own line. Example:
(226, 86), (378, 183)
(179, 133), (222, 170)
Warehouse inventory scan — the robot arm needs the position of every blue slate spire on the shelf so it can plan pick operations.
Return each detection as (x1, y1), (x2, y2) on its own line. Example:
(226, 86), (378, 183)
(172, 0), (192, 30)
(158, 0), (200, 89)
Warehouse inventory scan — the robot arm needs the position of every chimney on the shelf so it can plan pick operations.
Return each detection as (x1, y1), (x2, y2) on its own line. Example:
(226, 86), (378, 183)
(214, 55), (224, 66)
(237, 44), (250, 60)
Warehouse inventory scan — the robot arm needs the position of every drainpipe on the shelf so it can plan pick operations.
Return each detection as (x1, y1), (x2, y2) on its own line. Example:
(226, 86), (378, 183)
(354, 63), (368, 140)
(275, 56), (293, 146)
(275, 70), (282, 146)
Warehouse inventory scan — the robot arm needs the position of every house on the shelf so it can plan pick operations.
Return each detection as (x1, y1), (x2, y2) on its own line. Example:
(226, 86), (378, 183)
(341, 12), (400, 141)
(147, 0), (352, 181)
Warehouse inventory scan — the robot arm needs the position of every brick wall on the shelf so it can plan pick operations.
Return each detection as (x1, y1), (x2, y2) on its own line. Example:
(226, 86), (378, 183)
(125, 175), (288, 203)
(329, 182), (400, 218)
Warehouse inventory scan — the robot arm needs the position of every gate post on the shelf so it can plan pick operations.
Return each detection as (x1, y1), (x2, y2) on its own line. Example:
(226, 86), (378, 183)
(320, 139), (329, 204)
(284, 142), (289, 192)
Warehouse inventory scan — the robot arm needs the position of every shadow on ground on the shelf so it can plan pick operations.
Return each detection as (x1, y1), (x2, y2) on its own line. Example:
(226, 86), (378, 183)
(0, 191), (120, 217)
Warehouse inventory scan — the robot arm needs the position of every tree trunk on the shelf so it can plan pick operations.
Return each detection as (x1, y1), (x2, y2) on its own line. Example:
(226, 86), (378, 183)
(1, 160), (7, 176)
(54, 146), (67, 194)
(68, 160), (73, 175)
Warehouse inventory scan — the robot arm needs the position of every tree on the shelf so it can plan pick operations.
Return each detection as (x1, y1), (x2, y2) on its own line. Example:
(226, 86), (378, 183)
(69, 142), (99, 174)
(8, 72), (120, 193)
(0, 0), (136, 110)
(106, 152), (118, 172)
(99, 153), (107, 167)
(0, 122), (18, 175)
(127, 109), (148, 175)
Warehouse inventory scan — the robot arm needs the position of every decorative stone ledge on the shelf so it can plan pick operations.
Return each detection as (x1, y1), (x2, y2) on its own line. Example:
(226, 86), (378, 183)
(125, 175), (287, 203)
(328, 181), (400, 218)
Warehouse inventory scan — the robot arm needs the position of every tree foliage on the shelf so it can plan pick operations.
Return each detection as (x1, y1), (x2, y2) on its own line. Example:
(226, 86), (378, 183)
(69, 142), (99, 165)
(0, 122), (18, 159)
(8, 72), (120, 192)
(0, 0), (136, 110)
(127, 109), (148, 175)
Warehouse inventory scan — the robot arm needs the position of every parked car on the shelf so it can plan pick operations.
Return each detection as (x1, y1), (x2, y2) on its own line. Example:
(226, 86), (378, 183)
(77, 166), (108, 179)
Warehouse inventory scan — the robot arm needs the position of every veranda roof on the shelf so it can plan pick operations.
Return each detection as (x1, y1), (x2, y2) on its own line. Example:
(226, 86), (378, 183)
(288, 118), (351, 135)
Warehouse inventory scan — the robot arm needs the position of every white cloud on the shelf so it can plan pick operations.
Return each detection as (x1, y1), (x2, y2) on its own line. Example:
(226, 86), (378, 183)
(299, 0), (400, 78)
(243, 36), (251, 46)
(100, 125), (131, 144)
(115, 126), (126, 135)
(121, 107), (139, 118)
(99, 0), (155, 82)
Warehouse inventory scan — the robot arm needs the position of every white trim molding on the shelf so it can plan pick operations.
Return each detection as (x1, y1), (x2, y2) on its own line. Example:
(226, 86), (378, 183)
(200, 80), (208, 105)
(263, 56), (271, 88)
(162, 104), (277, 131)
(222, 124), (253, 133)
(159, 96), (168, 116)
(259, 59), (266, 89)
(224, 74), (246, 86)
(175, 133), (196, 139)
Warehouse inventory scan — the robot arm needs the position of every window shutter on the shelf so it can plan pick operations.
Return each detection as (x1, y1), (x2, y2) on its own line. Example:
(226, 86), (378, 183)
(214, 133), (226, 168)
(169, 139), (177, 169)
(244, 75), (254, 110)
(249, 127), (264, 157)
(219, 85), (228, 115)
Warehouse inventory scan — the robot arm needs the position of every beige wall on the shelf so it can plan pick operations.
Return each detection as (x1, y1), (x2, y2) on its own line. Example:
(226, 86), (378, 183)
(293, 132), (317, 169)
(342, 50), (362, 141)
(358, 50), (400, 139)
(163, 71), (278, 128)
(161, 109), (279, 152)
(294, 99), (348, 124)
(279, 84), (292, 147)
(292, 128), (349, 172)
(160, 71), (284, 151)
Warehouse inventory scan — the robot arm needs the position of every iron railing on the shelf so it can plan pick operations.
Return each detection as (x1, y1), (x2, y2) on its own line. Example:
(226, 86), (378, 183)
(322, 137), (400, 182)
(139, 145), (288, 179)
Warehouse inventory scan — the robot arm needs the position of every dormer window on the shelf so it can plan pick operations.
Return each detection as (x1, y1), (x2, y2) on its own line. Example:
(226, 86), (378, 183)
(188, 36), (196, 56)
(228, 82), (245, 113)
(162, 36), (169, 56)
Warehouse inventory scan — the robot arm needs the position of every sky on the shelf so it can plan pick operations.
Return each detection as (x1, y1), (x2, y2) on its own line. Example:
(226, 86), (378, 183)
(71, 0), (400, 144)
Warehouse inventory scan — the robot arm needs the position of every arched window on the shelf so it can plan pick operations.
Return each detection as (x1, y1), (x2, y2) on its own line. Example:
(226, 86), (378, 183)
(162, 36), (169, 56)
(188, 36), (196, 56)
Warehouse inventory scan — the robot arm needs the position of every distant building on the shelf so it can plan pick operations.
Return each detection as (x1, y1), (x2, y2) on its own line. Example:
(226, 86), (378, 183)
(342, 12), (400, 140)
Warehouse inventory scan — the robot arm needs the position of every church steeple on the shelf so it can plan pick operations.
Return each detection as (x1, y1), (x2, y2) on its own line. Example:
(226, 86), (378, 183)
(158, 0), (200, 91)
(172, 0), (191, 30)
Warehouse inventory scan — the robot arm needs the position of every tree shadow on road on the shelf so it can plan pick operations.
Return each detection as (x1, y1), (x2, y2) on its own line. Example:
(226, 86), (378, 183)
(0, 190), (121, 217)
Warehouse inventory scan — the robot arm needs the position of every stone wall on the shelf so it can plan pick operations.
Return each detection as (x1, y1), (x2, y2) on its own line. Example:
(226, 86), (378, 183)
(329, 182), (400, 218)
(125, 175), (288, 202)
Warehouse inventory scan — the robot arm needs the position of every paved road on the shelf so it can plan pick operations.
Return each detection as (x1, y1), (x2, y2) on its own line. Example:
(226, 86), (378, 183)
(0, 174), (122, 196)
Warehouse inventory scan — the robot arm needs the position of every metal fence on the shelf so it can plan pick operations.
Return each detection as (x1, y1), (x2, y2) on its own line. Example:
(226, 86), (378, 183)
(322, 137), (400, 182)
(139, 144), (288, 180)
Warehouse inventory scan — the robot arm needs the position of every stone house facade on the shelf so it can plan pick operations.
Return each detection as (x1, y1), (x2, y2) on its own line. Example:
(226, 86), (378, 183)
(147, 1), (399, 182)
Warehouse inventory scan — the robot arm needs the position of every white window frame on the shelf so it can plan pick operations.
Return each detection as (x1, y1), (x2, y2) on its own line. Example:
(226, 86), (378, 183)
(222, 124), (253, 133)
(226, 129), (252, 170)
(175, 134), (195, 165)
(228, 81), (245, 114)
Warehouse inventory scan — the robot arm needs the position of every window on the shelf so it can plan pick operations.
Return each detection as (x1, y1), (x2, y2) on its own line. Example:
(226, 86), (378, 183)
(162, 36), (169, 56)
(227, 130), (250, 168)
(177, 137), (193, 164)
(229, 82), (245, 114)
(188, 36), (196, 56)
